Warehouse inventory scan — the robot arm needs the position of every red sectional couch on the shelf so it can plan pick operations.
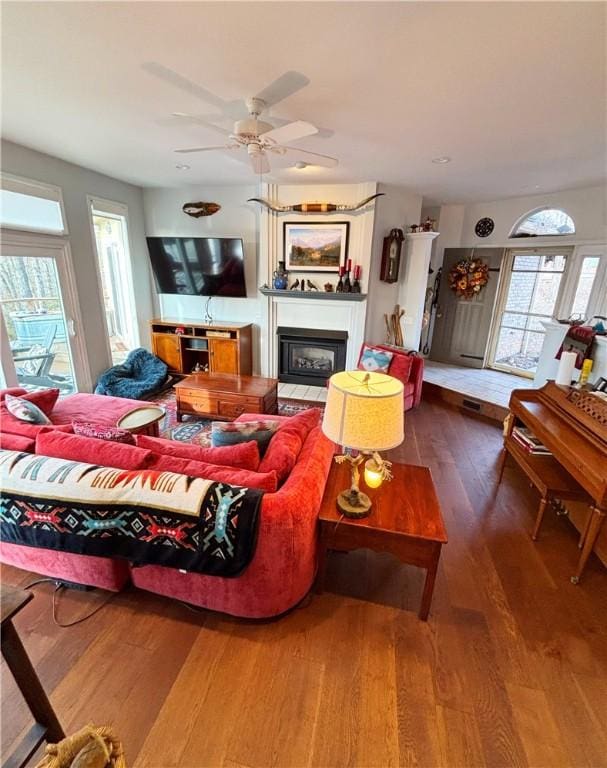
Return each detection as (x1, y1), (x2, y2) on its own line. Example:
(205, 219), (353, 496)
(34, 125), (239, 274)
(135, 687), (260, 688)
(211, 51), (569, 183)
(0, 390), (335, 618)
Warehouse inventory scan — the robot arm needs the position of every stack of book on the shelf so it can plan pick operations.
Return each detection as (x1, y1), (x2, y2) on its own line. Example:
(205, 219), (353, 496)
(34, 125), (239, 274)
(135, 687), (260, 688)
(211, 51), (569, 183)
(511, 427), (552, 455)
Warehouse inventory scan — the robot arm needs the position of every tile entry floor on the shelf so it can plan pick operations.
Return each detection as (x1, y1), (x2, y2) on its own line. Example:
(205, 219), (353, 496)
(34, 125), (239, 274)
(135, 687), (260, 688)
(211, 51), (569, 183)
(423, 360), (535, 408)
(277, 382), (328, 402)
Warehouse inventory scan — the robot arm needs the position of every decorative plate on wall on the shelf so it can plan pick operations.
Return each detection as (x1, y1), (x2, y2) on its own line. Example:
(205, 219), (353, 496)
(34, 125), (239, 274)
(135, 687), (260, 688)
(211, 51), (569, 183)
(475, 217), (495, 237)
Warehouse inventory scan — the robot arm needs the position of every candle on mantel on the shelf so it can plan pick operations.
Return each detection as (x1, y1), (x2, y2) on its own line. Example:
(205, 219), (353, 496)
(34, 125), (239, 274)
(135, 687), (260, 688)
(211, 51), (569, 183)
(346, 259), (352, 273)
(338, 265), (346, 277)
(354, 264), (362, 280)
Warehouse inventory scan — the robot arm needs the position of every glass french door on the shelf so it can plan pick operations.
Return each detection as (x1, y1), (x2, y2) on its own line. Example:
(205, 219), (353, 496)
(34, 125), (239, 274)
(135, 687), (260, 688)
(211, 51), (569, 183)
(488, 247), (573, 377)
(0, 234), (88, 393)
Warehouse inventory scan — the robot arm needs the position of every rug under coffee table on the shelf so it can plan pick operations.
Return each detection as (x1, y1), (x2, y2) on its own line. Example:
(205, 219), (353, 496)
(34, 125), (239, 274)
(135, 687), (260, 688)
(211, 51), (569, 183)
(174, 372), (279, 421)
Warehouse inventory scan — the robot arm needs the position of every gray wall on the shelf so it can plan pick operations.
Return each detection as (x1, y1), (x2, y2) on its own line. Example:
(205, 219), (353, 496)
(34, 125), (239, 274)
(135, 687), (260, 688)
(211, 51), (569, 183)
(1, 140), (154, 386)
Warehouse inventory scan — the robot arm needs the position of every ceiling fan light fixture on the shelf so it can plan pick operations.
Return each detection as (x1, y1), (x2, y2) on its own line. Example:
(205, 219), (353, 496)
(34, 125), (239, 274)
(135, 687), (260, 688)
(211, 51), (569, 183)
(432, 156), (452, 164)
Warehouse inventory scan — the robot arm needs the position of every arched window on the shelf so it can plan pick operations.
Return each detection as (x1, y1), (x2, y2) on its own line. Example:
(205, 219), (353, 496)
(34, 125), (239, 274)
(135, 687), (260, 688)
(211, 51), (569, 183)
(510, 208), (575, 238)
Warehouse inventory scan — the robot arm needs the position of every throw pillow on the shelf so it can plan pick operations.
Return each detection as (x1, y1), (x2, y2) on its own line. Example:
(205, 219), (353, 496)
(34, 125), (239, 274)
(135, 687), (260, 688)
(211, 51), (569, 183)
(375, 346), (414, 384)
(147, 454), (278, 493)
(258, 428), (303, 485)
(136, 434), (260, 471)
(358, 344), (394, 373)
(211, 420), (279, 456)
(22, 387), (60, 416)
(36, 430), (153, 470)
(5, 394), (51, 425)
(0, 388), (28, 402)
(73, 421), (136, 445)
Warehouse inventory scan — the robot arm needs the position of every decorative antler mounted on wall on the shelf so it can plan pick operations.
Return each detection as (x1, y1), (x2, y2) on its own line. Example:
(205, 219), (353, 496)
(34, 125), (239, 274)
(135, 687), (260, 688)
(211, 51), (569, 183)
(247, 193), (384, 214)
(182, 202), (221, 218)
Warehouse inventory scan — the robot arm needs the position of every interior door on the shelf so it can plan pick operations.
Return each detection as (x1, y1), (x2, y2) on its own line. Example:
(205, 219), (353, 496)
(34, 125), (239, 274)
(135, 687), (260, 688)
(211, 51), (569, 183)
(210, 338), (238, 374)
(430, 247), (504, 367)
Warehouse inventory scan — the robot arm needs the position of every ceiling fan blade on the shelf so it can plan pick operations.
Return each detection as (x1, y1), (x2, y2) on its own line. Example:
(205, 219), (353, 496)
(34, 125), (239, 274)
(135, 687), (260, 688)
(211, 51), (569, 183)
(142, 62), (226, 109)
(261, 120), (318, 145)
(174, 145), (238, 154)
(250, 152), (271, 174)
(254, 71), (310, 108)
(277, 146), (339, 168)
(257, 114), (334, 140)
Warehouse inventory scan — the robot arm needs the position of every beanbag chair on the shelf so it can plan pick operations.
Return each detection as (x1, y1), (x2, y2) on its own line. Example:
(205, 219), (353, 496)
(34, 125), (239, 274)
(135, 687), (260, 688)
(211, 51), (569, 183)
(94, 348), (168, 400)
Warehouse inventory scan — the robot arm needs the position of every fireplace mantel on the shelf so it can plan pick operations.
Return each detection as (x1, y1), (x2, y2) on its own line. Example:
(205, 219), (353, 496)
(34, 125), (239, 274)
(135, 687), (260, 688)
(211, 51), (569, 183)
(260, 287), (367, 301)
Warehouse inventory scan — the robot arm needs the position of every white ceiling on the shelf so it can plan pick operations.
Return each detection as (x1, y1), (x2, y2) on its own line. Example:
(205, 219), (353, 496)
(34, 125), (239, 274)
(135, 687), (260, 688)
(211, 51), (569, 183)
(1, 1), (605, 203)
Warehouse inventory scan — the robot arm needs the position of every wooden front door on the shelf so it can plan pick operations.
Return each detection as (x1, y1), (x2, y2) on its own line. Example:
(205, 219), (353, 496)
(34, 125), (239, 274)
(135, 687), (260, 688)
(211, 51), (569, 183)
(209, 338), (238, 374)
(430, 247), (504, 368)
(152, 333), (181, 372)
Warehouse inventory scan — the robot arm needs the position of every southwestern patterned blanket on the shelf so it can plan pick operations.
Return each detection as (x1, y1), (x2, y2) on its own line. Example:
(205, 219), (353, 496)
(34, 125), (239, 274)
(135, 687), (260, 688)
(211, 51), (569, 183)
(0, 450), (263, 577)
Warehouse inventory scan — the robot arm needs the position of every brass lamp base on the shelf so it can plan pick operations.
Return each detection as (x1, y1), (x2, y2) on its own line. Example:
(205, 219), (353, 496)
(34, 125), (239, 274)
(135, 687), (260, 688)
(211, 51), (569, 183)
(337, 489), (372, 518)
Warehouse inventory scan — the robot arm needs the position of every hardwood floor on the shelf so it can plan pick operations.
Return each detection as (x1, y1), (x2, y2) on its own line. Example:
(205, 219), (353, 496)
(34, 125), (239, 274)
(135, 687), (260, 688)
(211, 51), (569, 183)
(2, 397), (606, 767)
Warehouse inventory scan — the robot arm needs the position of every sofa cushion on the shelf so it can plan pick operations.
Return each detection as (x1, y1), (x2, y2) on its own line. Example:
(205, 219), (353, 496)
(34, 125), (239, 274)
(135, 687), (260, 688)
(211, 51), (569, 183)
(5, 393), (52, 425)
(36, 430), (153, 470)
(0, 408), (72, 439)
(211, 420), (279, 455)
(275, 407), (320, 441)
(258, 428), (303, 485)
(136, 434), (260, 471)
(358, 344), (394, 373)
(0, 431), (35, 453)
(147, 453), (278, 492)
(73, 421), (136, 445)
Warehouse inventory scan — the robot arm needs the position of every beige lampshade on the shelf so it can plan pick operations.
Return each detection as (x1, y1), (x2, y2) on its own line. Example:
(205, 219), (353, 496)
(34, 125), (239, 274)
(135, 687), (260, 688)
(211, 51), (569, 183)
(322, 370), (404, 452)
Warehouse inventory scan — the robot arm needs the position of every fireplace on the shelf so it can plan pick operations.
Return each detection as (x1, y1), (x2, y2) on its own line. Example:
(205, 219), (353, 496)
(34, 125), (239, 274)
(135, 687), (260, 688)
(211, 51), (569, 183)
(277, 327), (348, 386)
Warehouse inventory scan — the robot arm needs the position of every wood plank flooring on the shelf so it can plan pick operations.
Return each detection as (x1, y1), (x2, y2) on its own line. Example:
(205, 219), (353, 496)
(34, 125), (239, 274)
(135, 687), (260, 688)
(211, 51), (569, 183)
(2, 396), (606, 767)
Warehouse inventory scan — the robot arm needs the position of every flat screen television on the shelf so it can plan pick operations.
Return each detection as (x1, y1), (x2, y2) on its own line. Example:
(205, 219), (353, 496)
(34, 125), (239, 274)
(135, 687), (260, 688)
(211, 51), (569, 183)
(146, 237), (247, 297)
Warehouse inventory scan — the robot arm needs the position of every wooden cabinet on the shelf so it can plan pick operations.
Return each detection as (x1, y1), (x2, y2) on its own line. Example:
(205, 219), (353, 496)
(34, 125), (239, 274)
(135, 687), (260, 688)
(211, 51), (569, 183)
(150, 319), (252, 377)
(209, 337), (239, 375)
(152, 332), (182, 373)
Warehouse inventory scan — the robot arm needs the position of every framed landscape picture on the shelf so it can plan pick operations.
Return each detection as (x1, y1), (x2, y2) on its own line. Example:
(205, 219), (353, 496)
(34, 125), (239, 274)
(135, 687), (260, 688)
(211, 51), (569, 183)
(283, 221), (349, 272)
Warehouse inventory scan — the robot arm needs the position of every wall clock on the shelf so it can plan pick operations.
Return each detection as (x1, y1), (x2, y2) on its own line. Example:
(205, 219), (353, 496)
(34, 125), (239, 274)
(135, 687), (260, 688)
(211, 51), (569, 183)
(380, 228), (404, 283)
(475, 217), (495, 238)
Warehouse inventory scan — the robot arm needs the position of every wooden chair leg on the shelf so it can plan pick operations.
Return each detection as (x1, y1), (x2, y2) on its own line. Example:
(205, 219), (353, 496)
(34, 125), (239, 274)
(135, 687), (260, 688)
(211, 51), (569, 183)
(531, 496), (549, 541)
(571, 506), (606, 584)
(496, 448), (508, 488)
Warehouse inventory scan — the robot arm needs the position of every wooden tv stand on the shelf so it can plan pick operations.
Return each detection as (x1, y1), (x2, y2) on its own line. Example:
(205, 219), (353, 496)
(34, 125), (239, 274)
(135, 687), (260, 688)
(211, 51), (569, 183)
(150, 318), (252, 376)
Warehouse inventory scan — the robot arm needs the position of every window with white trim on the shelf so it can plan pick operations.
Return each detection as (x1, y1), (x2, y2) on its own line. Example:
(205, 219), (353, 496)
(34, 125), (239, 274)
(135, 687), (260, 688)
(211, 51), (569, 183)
(510, 208), (575, 238)
(0, 174), (68, 235)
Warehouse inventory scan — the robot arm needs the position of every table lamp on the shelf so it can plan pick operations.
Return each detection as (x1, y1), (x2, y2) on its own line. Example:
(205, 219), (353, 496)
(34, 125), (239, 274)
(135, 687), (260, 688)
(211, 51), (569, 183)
(321, 370), (404, 518)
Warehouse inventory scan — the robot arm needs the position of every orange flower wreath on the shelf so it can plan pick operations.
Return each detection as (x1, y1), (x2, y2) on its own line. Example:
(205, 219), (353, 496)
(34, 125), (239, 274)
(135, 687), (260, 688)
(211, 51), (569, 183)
(448, 258), (489, 299)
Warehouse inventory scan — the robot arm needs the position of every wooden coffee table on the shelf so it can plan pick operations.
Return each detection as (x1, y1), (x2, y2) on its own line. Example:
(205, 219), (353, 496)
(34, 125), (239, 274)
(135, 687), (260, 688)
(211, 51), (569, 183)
(174, 373), (279, 421)
(316, 461), (447, 620)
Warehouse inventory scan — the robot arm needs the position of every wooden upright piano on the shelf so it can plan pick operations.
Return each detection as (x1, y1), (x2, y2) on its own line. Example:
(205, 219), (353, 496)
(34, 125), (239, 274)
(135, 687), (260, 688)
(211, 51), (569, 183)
(503, 382), (607, 583)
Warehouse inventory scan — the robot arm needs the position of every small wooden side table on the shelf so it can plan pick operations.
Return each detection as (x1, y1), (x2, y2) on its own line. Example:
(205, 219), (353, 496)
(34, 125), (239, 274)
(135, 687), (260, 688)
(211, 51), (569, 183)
(1, 585), (65, 768)
(116, 405), (166, 436)
(316, 461), (447, 620)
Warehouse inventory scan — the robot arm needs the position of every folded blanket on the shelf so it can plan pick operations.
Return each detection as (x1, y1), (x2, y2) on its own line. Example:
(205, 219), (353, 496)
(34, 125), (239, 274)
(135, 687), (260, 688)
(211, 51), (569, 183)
(0, 450), (262, 577)
(555, 325), (596, 369)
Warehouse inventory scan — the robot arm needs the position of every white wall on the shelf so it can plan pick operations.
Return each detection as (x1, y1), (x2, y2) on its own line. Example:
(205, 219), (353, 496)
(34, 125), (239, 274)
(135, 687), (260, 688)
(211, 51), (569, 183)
(143, 185), (261, 369)
(432, 185), (606, 270)
(365, 183), (423, 344)
(1, 140), (154, 386)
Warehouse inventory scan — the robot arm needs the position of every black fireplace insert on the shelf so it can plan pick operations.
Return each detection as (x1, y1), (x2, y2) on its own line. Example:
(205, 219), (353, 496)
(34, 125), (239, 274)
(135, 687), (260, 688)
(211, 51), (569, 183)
(277, 327), (348, 386)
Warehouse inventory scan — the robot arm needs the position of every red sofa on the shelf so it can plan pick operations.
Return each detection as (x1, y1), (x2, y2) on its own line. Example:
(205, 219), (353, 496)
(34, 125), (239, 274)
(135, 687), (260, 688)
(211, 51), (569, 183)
(0, 392), (335, 618)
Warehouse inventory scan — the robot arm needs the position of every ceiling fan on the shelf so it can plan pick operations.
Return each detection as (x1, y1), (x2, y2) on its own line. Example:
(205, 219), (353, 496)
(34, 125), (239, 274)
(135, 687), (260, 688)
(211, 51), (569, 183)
(174, 97), (338, 174)
(143, 63), (338, 174)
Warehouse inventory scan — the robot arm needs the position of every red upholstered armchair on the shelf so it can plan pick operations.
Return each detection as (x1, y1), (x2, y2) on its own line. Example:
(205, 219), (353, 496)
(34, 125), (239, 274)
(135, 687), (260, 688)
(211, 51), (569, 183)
(357, 343), (424, 411)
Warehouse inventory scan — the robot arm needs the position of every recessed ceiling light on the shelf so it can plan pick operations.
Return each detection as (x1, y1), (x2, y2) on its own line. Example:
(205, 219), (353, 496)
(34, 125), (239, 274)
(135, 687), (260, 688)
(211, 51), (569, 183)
(294, 161), (308, 169)
(432, 156), (451, 164)
(175, 164), (190, 170)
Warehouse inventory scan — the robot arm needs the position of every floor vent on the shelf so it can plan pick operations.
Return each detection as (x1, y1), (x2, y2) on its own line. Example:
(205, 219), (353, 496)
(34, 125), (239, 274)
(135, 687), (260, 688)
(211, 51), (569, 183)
(462, 398), (482, 412)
